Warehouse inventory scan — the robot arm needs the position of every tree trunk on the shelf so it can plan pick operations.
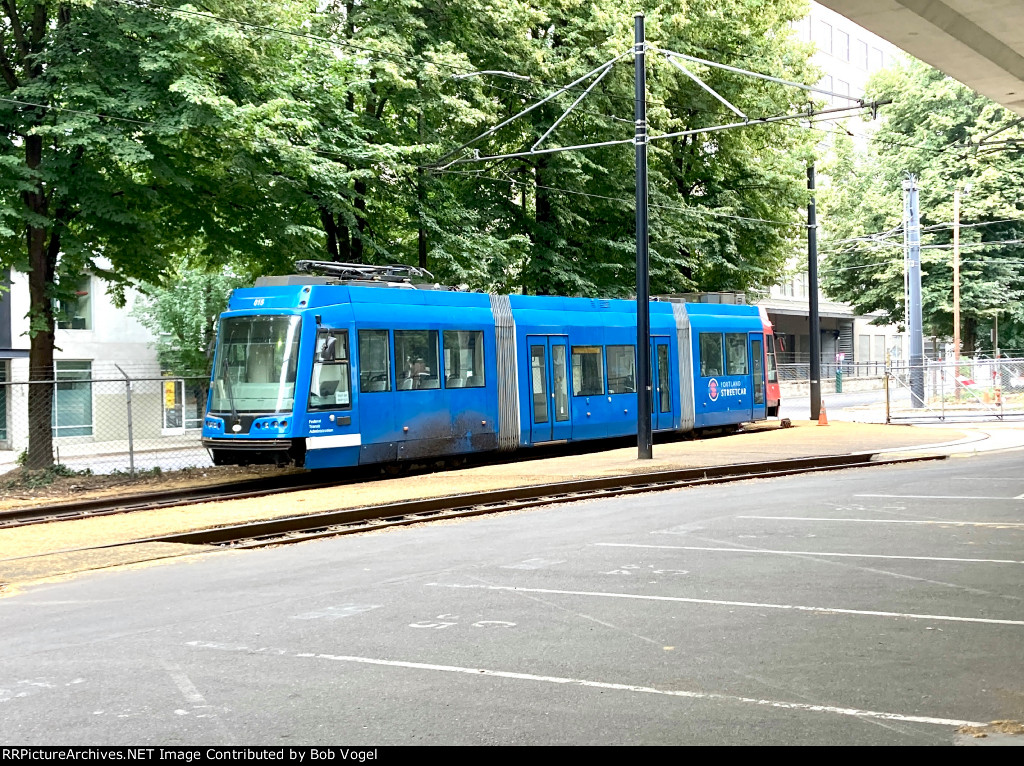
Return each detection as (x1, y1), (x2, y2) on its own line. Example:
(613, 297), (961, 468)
(533, 157), (553, 295)
(353, 178), (366, 263)
(23, 135), (55, 470)
(319, 207), (340, 261)
(417, 166), (427, 269)
(963, 316), (977, 355)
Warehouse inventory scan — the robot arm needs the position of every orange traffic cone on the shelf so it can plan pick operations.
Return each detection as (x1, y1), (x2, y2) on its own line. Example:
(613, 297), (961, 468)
(818, 400), (829, 426)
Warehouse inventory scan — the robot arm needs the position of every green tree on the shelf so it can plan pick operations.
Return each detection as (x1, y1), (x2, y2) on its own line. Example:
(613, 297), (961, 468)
(0, 1), (359, 468)
(132, 267), (245, 377)
(821, 58), (1024, 355)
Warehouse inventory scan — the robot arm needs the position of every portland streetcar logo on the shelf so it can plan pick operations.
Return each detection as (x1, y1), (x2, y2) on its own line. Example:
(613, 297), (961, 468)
(708, 378), (719, 401)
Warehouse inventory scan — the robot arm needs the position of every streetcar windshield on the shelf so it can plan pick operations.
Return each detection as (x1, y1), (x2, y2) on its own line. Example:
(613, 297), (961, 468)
(210, 315), (301, 414)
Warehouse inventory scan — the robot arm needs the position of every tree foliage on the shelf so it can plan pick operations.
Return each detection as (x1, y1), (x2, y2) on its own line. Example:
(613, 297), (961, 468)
(131, 268), (246, 377)
(820, 58), (1024, 355)
(3, 0), (822, 468)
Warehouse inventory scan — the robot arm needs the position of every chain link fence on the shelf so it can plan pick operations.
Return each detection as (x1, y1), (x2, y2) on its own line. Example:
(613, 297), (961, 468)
(0, 374), (212, 475)
(886, 357), (1024, 422)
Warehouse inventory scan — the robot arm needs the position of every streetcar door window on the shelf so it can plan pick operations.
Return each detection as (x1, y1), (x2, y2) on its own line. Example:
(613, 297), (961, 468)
(552, 344), (569, 422)
(657, 344), (671, 413)
(358, 330), (391, 392)
(530, 344), (549, 424)
(751, 338), (765, 405)
(309, 330), (351, 410)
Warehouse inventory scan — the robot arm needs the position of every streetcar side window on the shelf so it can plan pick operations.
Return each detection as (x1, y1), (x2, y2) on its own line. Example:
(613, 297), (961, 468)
(606, 345), (636, 394)
(766, 334), (779, 383)
(571, 345), (605, 396)
(443, 330), (485, 388)
(309, 330), (351, 410)
(699, 333), (724, 377)
(358, 330), (391, 392)
(395, 330), (441, 390)
(725, 333), (748, 375)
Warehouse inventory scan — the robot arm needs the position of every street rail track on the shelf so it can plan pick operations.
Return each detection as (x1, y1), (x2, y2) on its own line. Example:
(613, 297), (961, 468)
(1, 453), (945, 568)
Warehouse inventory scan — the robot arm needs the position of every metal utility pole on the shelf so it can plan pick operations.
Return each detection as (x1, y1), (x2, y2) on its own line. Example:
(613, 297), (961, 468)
(903, 175), (925, 407)
(953, 186), (960, 365)
(634, 13), (652, 460)
(807, 165), (821, 419)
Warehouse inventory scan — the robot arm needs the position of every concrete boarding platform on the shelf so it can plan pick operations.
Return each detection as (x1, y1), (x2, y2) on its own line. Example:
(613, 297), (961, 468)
(2, 419), (1022, 591)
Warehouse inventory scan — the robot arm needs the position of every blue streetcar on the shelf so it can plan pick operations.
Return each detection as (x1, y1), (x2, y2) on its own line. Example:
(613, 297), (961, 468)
(202, 262), (781, 469)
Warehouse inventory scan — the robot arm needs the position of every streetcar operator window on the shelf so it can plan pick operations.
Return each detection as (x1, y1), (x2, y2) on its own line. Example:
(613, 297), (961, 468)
(606, 345), (636, 394)
(210, 315), (301, 414)
(443, 331), (485, 388)
(395, 330), (440, 390)
(725, 333), (748, 375)
(359, 330), (391, 392)
(699, 333), (723, 377)
(571, 346), (604, 396)
(308, 329), (351, 410)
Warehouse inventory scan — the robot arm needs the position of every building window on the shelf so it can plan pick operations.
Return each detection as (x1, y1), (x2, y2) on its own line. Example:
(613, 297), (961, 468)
(820, 74), (834, 104)
(816, 20), (832, 54)
(871, 47), (884, 71)
(835, 29), (850, 61)
(163, 379), (205, 430)
(571, 346), (604, 396)
(54, 277), (91, 330)
(606, 345), (636, 394)
(443, 330), (485, 388)
(855, 39), (868, 69)
(53, 361), (93, 438)
(874, 335), (886, 362)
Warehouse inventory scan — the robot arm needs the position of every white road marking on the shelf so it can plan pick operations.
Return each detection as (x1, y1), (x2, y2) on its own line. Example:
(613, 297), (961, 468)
(163, 663), (207, 705)
(856, 494), (1024, 501)
(292, 604), (382, 621)
(738, 516), (1024, 528)
(185, 640), (985, 729)
(594, 542), (1024, 565)
(430, 583), (1024, 627)
(502, 558), (567, 570)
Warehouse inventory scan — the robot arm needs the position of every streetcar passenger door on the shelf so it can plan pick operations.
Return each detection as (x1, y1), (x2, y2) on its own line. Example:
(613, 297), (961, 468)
(750, 333), (766, 421)
(528, 335), (571, 444)
(651, 338), (674, 431)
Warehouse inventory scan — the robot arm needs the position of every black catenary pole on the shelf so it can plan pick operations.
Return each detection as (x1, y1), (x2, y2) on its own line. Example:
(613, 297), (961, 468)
(807, 164), (821, 420)
(635, 13), (653, 460)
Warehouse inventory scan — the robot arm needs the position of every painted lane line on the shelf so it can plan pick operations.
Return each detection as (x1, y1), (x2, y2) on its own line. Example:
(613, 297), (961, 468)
(430, 583), (1024, 627)
(856, 494), (1024, 501)
(185, 640), (984, 729)
(738, 516), (1024, 528)
(594, 542), (1024, 565)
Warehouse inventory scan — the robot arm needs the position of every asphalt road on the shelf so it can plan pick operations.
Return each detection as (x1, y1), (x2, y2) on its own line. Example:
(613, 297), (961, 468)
(2, 449), (1023, 745)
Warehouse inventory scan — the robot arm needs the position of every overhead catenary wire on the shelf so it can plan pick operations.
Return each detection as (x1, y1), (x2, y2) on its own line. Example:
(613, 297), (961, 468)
(435, 169), (808, 228)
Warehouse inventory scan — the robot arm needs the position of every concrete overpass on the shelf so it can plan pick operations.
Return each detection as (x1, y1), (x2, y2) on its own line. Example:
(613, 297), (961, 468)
(817, 1), (1024, 115)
